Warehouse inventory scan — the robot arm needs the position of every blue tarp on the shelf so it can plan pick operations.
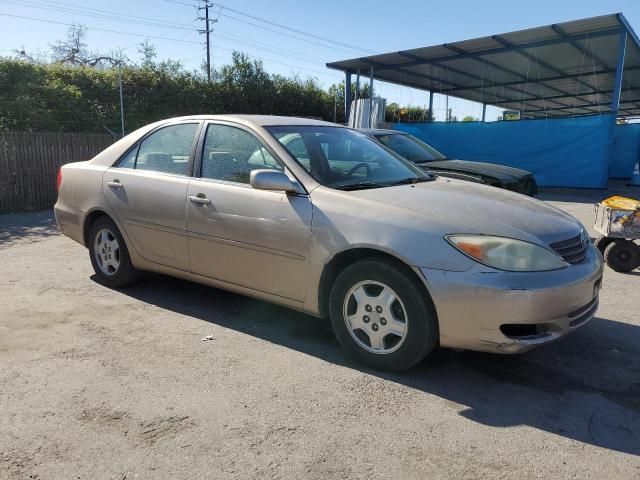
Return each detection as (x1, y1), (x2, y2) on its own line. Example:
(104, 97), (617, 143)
(611, 123), (640, 178)
(394, 114), (620, 188)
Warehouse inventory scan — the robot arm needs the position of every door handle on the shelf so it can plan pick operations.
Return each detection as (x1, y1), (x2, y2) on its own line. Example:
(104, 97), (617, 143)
(107, 180), (124, 189)
(189, 194), (212, 206)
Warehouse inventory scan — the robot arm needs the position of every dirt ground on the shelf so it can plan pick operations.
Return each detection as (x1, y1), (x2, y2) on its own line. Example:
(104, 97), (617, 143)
(1, 189), (639, 480)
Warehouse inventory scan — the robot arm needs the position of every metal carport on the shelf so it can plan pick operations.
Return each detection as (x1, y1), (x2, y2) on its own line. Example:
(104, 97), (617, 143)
(327, 13), (640, 122)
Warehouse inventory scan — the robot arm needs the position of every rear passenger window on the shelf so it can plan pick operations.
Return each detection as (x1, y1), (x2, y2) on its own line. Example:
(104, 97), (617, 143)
(117, 146), (138, 169)
(201, 124), (282, 184)
(118, 123), (198, 175)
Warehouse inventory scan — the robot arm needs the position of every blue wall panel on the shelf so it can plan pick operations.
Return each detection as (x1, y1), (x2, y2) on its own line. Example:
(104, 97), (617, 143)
(611, 123), (640, 178)
(393, 114), (617, 188)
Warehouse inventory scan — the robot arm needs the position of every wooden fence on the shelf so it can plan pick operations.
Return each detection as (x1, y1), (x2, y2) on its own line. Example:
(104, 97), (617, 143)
(0, 132), (115, 213)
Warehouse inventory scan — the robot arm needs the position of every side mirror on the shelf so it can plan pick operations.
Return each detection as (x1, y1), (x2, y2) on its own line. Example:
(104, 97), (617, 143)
(250, 169), (298, 193)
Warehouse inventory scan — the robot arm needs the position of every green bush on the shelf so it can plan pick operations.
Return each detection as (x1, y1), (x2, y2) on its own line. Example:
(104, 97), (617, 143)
(0, 52), (336, 133)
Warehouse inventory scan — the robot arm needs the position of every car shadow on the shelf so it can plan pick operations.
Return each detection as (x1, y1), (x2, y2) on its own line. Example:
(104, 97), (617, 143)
(102, 273), (640, 456)
(0, 210), (59, 246)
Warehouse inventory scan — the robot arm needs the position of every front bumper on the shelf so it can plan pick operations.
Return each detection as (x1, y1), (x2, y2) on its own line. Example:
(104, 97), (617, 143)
(420, 244), (603, 353)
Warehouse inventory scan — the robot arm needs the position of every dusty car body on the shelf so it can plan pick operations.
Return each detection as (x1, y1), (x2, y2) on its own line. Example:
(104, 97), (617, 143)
(55, 115), (602, 371)
(360, 128), (538, 196)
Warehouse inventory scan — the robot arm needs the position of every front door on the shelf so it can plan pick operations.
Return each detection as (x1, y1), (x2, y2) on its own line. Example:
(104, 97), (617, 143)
(186, 122), (312, 301)
(103, 122), (200, 271)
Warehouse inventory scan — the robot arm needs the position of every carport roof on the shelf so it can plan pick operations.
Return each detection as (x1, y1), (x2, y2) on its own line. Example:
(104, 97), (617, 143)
(326, 13), (640, 118)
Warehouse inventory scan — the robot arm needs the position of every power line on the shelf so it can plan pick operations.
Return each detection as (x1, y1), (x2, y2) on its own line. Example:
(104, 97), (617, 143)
(0, 12), (342, 80)
(2, 0), (333, 66)
(0, 12), (202, 46)
(214, 30), (328, 64)
(43, 0), (197, 28)
(159, 0), (370, 56)
(0, 2), (351, 80)
(208, 1), (375, 54)
(212, 11), (367, 56)
(0, 13), (202, 44)
(165, 0), (374, 54)
(205, 43), (341, 79)
(0, 0), (198, 31)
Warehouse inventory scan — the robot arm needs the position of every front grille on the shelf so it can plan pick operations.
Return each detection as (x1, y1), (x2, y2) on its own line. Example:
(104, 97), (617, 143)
(550, 234), (587, 264)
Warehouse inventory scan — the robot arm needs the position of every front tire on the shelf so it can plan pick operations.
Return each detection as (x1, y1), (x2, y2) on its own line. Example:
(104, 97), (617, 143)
(88, 216), (140, 288)
(329, 258), (439, 372)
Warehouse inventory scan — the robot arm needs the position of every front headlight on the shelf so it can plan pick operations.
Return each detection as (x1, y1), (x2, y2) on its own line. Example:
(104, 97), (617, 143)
(446, 234), (567, 271)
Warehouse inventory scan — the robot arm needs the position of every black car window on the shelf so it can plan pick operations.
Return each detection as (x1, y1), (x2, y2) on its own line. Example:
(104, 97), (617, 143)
(375, 133), (446, 162)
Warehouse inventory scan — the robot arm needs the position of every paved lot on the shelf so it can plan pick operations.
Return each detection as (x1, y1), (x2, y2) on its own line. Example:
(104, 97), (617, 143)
(1, 190), (639, 479)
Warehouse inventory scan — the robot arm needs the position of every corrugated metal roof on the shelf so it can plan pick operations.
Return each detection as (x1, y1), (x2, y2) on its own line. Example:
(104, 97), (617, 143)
(326, 13), (640, 118)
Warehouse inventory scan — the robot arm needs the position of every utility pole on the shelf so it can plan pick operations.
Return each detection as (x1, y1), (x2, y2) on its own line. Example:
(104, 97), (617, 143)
(198, 1), (217, 81)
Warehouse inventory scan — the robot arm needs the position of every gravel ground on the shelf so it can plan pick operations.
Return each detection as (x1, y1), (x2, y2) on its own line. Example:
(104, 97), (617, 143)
(1, 190), (639, 479)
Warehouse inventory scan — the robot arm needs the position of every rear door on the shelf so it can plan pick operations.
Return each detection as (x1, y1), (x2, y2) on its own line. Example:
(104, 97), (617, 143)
(103, 121), (201, 271)
(186, 121), (312, 301)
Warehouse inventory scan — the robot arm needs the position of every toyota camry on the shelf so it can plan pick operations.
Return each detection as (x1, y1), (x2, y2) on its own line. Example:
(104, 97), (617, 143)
(55, 115), (602, 371)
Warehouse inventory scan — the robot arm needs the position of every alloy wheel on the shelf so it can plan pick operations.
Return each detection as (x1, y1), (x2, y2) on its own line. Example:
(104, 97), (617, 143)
(342, 280), (408, 354)
(93, 228), (120, 276)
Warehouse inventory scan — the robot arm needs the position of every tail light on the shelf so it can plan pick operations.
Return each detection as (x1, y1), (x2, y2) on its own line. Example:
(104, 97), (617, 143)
(56, 168), (62, 192)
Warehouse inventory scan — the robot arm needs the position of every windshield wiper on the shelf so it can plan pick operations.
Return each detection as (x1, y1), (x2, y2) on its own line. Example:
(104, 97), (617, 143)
(387, 176), (433, 186)
(334, 181), (386, 191)
(415, 158), (447, 164)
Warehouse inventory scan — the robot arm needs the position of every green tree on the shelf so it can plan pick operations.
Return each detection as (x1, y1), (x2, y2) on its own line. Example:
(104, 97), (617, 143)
(138, 39), (157, 69)
(385, 104), (432, 123)
(49, 23), (88, 65)
(0, 48), (365, 133)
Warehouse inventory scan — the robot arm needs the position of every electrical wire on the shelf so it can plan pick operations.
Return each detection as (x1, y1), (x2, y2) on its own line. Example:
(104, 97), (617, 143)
(159, 0), (371, 56)
(207, 1), (375, 54)
(0, 12), (343, 79)
(0, 13), (202, 44)
(0, 0), (197, 31)
(1, 1), (334, 68)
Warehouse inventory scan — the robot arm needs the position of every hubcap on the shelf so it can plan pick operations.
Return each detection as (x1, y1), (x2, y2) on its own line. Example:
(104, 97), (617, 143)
(93, 228), (120, 276)
(342, 280), (408, 354)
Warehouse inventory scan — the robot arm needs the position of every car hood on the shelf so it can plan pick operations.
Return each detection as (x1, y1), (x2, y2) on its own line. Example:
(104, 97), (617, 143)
(421, 159), (532, 182)
(349, 178), (580, 245)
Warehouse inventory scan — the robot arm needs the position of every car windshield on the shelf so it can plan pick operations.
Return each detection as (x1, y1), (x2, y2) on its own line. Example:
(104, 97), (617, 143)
(266, 126), (431, 190)
(375, 133), (447, 163)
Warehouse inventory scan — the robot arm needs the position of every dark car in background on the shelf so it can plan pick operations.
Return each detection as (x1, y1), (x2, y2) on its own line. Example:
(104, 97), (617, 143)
(360, 129), (538, 196)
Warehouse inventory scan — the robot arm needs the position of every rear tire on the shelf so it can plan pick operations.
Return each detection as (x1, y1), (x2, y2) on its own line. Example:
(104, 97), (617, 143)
(329, 258), (438, 372)
(603, 240), (640, 273)
(88, 216), (140, 288)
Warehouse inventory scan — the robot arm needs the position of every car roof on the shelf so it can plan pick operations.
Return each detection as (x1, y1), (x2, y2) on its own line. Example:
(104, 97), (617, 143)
(164, 114), (339, 127)
(88, 115), (344, 167)
(357, 128), (406, 136)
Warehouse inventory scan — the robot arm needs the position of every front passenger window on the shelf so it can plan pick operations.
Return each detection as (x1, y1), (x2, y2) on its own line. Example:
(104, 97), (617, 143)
(134, 123), (198, 175)
(201, 124), (283, 184)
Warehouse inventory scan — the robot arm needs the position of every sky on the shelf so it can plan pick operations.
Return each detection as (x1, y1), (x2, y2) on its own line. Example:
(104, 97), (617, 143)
(1, 0), (640, 121)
